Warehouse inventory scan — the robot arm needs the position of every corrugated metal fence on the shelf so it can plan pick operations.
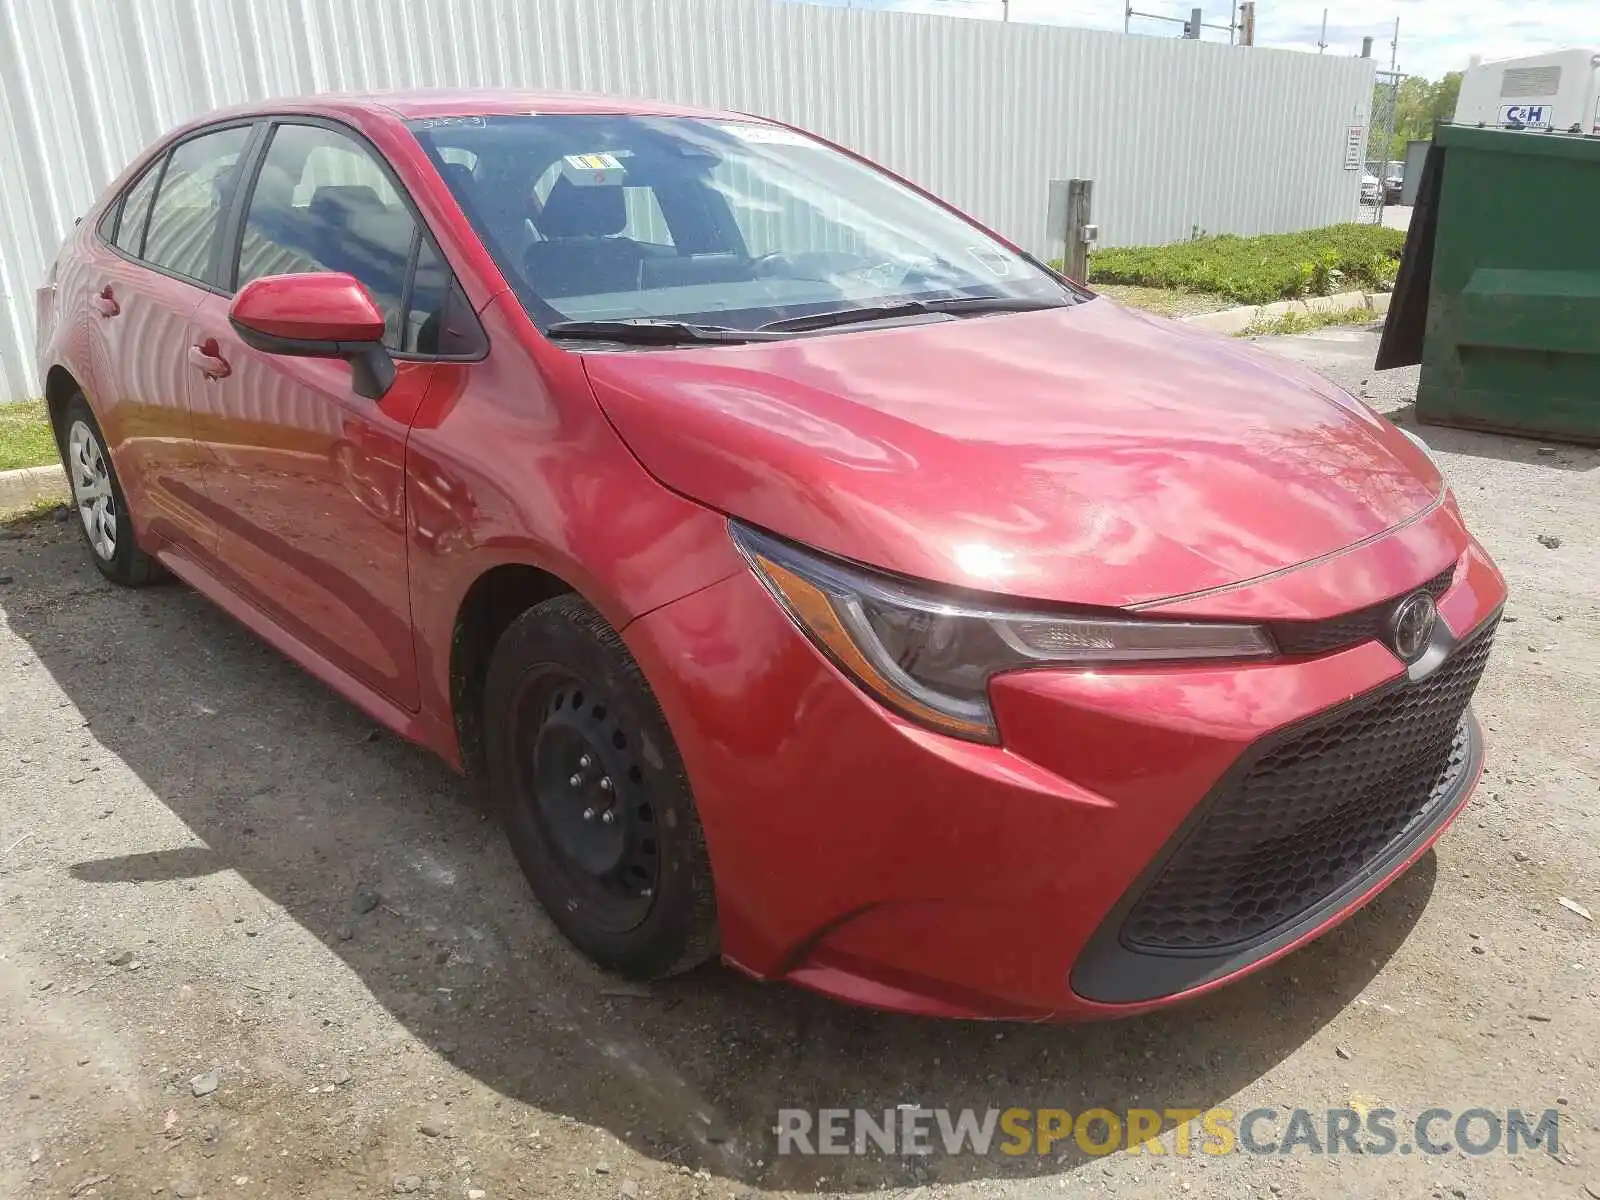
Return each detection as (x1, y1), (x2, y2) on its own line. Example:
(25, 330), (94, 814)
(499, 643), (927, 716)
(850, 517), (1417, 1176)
(0, 0), (1374, 403)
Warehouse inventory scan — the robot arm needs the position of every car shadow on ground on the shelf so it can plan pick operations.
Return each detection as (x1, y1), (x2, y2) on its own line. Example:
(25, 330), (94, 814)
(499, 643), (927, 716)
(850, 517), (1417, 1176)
(1390, 405), (1599, 472)
(4, 517), (1437, 1192)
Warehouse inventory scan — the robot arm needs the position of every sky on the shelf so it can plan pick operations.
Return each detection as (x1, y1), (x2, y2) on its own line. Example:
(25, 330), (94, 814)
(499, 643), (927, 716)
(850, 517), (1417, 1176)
(795, 0), (1595, 80)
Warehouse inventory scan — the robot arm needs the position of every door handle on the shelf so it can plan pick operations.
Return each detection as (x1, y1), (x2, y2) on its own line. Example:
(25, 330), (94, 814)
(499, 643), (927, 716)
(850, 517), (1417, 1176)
(90, 286), (120, 318)
(188, 338), (232, 380)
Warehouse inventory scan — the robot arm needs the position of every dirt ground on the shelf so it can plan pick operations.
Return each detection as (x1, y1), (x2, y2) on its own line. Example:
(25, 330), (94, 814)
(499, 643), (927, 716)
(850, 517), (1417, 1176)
(1, 328), (1596, 1200)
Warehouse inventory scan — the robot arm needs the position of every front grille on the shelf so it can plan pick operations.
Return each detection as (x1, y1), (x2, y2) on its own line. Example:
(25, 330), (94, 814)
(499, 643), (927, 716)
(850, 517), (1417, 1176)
(1122, 615), (1497, 953)
(1270, 563), (1457, 657)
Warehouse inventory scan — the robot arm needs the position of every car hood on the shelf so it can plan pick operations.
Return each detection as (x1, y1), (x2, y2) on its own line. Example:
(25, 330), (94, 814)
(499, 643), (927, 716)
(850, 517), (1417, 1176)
(583, 298), (1443, 609)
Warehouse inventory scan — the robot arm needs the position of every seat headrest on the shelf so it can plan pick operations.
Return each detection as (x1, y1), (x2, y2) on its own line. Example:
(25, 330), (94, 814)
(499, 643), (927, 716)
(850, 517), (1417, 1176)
(309, 184), (387, 222)
(440, 162), (476, 194)
(250, 163), (297, 208)
(536, 177), (626, 238)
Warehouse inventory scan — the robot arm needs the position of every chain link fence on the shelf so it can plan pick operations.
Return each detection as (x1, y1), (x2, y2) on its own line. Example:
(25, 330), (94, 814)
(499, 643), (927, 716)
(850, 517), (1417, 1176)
(1360, 70), (1405, 224)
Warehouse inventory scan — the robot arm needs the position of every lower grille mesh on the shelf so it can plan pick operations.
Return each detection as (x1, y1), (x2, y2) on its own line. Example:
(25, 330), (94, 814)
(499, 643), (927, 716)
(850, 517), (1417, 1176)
(1122, 616), (1497, 953)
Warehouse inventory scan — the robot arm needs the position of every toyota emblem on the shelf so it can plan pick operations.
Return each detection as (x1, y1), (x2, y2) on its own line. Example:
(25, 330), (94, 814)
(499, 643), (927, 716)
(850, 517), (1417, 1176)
(1389, 591), (1438, 663)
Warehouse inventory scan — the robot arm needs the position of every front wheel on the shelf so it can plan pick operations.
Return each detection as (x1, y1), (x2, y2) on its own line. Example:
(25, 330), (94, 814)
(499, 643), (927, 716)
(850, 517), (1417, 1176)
(483, 594), (718, 979)
(60, 393), (165, 586)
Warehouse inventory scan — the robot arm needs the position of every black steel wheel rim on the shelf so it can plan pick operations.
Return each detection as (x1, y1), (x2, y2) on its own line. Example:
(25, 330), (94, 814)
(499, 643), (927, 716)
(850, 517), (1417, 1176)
(515, 666), (660, 932)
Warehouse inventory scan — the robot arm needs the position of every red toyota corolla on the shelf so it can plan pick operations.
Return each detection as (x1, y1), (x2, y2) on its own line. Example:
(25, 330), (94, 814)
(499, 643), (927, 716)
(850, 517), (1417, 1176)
(36, 90), (1505, 1020)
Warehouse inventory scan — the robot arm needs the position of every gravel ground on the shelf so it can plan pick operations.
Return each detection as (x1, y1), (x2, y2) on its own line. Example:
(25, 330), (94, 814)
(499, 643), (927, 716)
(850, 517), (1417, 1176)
(1, 328), (1597, 1200)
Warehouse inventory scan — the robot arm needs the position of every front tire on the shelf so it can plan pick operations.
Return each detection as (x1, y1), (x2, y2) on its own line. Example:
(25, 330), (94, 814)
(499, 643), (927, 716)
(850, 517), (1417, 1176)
(484, 594), (718, 979)
(60, 393), (165, 586)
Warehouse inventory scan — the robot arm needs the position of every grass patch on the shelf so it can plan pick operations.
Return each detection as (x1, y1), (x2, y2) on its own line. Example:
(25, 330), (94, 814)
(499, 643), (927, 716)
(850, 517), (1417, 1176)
(1089, 224), (1405, 307)
(0, 400), (57, 472)
(1238, 306), (1378, 338)
(0, 496), (67, 526)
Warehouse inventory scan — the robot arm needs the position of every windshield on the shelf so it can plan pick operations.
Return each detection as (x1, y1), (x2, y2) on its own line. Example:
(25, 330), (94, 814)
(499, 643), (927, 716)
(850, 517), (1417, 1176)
(409, 114), (1076, 334)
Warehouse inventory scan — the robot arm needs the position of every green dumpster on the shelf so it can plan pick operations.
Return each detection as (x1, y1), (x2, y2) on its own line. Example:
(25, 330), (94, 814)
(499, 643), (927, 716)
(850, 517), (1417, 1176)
(1377, 123), (1600, 445)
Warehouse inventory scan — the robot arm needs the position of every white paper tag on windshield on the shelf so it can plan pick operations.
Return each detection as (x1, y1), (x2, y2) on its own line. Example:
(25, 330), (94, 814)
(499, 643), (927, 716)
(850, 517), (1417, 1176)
(718, 123), (813, 147)
(561, 153), (626, 186)
(966, 246), (1016, 278)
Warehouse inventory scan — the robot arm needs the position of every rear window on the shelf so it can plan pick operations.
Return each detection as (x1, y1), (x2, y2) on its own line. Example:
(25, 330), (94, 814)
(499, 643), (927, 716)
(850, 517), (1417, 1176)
(142, 126), (253, 283)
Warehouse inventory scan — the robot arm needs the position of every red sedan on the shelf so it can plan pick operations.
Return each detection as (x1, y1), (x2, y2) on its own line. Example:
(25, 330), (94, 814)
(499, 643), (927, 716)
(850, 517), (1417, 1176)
(36, 91), (1505, 1020)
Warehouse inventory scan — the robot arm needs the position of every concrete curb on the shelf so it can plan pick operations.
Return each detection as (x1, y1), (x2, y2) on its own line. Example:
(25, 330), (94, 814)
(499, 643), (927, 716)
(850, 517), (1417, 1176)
(1182, 289), (1392, 334)
(0, 463), (68, 512)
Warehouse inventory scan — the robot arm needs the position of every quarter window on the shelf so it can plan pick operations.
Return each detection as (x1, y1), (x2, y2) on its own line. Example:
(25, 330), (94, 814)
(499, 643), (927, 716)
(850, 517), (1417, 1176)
(234, 123), (416, 348)
(404, 238), (486, 356)
(110, 160), (162, 257)
(142, 127), (254, 282)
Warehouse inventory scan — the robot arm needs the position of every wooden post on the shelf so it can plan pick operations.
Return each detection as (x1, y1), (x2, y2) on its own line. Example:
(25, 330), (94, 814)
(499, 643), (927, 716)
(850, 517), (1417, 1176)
(1064, 179), (1094, 286)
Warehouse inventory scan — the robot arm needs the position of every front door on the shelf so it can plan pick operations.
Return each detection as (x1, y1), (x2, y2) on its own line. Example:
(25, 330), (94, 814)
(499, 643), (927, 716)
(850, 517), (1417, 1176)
(184, 121), (436, 709)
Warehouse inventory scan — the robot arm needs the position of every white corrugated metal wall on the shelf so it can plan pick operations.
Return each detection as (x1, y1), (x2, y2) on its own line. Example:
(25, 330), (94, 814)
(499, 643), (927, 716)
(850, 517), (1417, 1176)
(0, 0), (1374, 403)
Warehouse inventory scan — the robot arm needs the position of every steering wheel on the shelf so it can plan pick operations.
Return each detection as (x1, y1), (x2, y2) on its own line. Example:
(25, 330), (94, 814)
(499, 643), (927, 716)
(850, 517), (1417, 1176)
(750, 250), (800, 279)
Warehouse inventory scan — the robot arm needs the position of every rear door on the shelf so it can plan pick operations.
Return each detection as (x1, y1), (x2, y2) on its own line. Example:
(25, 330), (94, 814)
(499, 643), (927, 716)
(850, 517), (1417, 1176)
(78, 124), (257, 558)
(183, 119), (448, 708)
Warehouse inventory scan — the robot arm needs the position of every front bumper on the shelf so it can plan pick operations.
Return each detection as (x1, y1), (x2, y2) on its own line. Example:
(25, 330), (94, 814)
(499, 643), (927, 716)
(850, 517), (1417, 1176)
(622, 531), (1506, 1021)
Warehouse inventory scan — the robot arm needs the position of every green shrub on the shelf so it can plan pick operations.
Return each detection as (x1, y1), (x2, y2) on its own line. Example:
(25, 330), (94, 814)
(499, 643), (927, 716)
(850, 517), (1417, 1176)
(1088, 225), (1406, 306)
(1239, 306), (1375, 337)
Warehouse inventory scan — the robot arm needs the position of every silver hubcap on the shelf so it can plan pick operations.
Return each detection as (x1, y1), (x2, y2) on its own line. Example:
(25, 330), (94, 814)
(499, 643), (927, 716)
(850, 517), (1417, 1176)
(67, 420), (116, 561)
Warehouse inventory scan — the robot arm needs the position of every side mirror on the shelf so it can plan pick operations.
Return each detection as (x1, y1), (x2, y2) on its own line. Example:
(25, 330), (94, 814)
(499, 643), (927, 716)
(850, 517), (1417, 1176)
(229, 272), (396, 400)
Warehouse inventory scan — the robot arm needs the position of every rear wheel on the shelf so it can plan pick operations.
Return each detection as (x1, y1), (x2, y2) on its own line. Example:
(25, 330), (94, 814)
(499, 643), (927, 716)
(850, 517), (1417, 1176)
(484, 594), (718, 978)
(60, 393), (165, 586)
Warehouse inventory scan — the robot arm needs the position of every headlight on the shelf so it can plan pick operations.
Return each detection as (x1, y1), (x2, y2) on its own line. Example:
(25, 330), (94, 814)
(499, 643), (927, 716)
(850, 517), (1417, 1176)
(731, 523), (1276, 743)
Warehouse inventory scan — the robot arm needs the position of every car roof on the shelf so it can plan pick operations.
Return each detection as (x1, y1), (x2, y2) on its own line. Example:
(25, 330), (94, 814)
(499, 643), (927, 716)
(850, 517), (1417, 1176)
(211, 89), (753, 123)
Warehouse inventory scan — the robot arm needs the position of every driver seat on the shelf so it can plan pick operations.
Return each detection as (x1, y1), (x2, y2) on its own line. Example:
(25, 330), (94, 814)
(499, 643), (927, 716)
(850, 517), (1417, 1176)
(524, 178), (643, 297)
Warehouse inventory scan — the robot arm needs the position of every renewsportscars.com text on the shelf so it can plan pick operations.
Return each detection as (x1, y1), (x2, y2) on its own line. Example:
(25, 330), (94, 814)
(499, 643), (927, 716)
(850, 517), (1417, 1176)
(776, 1107), (1560, 1158)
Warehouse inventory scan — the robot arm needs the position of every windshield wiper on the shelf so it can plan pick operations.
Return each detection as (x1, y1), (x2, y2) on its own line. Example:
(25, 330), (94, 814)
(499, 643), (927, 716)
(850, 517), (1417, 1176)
(547, 297), (1068, 344)
(544, 318), (783, 345)
(758, 295), (1065, 334)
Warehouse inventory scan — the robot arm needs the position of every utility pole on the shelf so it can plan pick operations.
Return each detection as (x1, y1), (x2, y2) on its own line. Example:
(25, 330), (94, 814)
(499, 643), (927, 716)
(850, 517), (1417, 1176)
(1318, 9), (1328, 52)
(1239, 1), (1255, 46)
(1001, 0), (1009, 21)
(1048, 179), (1097, 285)
(1389, 16), (1399, 71)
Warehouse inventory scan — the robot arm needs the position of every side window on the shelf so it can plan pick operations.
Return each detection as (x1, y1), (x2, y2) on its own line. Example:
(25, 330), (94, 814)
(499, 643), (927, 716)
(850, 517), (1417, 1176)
(621, 187), (673, 247)
(404, 239), (486, 357)
(110, 158), (164, 257)
(531, 161), (562, 210)
(235, 123), (415, 348)
(142, 127), (253, 282)
(438, 146), (479, 172)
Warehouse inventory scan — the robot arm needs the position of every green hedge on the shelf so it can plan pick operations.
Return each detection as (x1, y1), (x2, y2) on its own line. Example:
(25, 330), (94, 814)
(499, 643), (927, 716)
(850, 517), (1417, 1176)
(1088, 225), (1406, 306)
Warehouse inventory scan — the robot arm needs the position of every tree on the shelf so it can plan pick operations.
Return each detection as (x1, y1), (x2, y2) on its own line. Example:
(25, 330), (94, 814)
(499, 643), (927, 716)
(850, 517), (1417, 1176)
(1377, 72), (1463, 158)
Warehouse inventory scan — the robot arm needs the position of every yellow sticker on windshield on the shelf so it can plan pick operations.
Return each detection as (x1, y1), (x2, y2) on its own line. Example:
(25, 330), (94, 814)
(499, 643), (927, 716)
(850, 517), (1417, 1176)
(561, 153), (627, 186)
